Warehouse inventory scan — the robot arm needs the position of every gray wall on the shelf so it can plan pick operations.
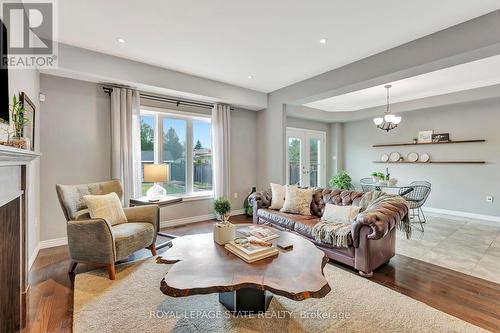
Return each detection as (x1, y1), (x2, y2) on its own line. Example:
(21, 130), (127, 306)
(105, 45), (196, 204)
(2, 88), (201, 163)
(39, 74), (258, 241)
(329, 123), (344, 177)
(343, 98), (500, 217)
(40, 74), (111, 241)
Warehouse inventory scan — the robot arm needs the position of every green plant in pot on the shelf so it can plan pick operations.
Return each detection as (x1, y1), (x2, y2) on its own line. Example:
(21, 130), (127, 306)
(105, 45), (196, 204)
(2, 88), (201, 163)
(371, 172), (386, 182)
(7, 95), (30, 149)
(214, 197), (231, 223)
(329, 170), (353, 190)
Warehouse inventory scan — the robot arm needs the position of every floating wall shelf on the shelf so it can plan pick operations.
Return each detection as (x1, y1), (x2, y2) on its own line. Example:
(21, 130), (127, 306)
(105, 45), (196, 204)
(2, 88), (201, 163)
(372, 139), (485, 148)
(373, 161), (485, 164)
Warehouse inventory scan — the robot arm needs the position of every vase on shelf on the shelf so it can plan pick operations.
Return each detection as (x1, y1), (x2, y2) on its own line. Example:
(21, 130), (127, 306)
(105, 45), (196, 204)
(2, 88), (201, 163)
(243, 187), (256, 216)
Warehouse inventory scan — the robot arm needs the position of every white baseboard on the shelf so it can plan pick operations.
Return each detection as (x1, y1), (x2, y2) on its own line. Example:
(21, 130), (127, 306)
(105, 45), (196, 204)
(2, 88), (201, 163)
(28, 243), (40, 270)
(423, 207), (500, 222)
(160, 213), (216, 228)
(28, 237), (68, 270)
(39, 236), (68, 248)
(230, 209), (246, 216)
(160, 209), (247, 229)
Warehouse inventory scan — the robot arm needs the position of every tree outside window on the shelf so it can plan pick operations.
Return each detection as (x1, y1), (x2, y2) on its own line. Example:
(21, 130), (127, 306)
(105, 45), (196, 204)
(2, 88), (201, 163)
(140, 111), (213, 197)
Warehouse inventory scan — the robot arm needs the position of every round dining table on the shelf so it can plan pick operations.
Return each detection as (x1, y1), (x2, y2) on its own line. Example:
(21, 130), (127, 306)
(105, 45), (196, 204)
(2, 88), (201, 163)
(359, 180), (414, 195)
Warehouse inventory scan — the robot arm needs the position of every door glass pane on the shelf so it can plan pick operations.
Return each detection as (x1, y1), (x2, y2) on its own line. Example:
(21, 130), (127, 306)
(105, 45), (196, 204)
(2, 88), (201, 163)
(309, 138), (320, 187)
(288, 137), (301, 185)
(140, 115), (155, 195)
(163, 118), (186, 195)
(193, 120), (212, 192)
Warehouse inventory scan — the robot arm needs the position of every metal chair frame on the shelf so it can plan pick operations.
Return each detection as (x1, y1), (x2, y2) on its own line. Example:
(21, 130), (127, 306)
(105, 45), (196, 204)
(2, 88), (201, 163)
(359, 177), (376, 192)
(398, 181), (431, 231)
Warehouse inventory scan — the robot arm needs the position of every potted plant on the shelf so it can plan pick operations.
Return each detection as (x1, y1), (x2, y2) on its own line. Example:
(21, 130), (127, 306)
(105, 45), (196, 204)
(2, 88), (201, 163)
(213, 197), (235, 245)
(214, 197), (231, 223)
(329, 170), (353, 190)
(371, 172), (385, 182)
(7, 95), (30, 149)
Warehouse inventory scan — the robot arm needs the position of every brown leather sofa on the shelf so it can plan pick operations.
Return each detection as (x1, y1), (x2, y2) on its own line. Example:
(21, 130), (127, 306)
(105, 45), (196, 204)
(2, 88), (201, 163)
(250, 188), (408, 277)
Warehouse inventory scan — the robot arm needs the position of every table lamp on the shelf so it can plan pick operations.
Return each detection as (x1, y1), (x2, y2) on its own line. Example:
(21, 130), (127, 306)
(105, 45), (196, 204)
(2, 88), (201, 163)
(144, 164), (169, 201)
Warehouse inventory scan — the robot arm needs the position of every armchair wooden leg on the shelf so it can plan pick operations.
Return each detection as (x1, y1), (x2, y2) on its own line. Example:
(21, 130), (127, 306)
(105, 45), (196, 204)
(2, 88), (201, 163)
(148, 244), (157, 256)
(69, 261), (77, 274)
(106, 264), (116, 280)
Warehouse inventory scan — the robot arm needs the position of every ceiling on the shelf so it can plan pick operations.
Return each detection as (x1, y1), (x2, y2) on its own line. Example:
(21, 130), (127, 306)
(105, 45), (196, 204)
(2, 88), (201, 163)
(303, 55), (500, 112)
(56, 1), (500, 93)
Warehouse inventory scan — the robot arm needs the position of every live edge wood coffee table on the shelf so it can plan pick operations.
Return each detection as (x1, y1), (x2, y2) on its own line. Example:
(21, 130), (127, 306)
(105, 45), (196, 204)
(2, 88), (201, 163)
(157, 225), (331, 314)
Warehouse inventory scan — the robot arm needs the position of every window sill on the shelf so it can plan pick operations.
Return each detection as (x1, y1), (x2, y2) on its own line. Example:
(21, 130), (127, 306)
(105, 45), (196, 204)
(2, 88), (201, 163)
(180, 192), (214, 202)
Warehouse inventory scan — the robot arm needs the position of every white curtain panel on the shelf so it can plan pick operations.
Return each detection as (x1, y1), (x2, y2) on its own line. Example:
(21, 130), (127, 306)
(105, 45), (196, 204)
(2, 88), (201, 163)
(212, 103), (231, 199)
(110, 88), (142, 205)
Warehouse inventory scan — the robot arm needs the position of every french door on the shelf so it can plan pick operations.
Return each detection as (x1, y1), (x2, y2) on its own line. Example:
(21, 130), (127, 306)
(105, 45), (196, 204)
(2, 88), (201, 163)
(286, 128), (326, 187)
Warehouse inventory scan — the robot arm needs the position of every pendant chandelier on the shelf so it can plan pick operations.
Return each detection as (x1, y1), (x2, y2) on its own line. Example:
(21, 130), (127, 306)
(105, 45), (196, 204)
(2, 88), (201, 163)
(373, 84), (401, 131)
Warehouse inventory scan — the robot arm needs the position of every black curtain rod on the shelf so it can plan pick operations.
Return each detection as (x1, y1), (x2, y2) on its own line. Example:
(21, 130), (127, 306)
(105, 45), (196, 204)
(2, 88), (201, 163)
(102, 87), (234, 111)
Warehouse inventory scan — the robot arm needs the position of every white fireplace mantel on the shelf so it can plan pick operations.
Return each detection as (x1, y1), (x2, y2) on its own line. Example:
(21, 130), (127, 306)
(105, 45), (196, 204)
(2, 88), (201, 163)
(0, 145), (41, 165)
(0, 145), (40, 205)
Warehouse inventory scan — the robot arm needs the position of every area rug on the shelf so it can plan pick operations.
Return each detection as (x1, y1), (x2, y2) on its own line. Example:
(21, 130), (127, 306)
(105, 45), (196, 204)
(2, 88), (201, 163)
(74, 256), (484, 333)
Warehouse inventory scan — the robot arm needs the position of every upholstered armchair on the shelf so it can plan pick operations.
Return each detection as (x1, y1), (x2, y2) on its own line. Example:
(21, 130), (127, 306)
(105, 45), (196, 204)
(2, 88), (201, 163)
(56, 179), (158, 280)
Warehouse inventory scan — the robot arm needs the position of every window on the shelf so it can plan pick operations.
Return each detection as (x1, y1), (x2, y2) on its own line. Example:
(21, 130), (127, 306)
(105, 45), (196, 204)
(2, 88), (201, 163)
(139, 108), (213, 198)
(140, 114), (155, 195)
(162, 117), (187, 195)
(192, 120), (213, 192)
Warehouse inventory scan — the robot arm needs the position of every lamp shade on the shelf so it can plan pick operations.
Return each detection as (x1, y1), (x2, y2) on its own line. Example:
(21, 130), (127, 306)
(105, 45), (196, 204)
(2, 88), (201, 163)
(144, 164), (169, 183)
(384, 114), (395, 123)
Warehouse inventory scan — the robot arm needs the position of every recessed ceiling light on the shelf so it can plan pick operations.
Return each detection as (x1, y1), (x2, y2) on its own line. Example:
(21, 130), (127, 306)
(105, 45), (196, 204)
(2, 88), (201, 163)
(116, 37), (126, 44)
(247, 75), (253, 79)
(319, 38), (328, 44)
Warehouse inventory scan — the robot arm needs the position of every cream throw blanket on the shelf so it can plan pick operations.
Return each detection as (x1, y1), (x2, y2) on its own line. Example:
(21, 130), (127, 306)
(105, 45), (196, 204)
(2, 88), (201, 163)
(312, 191), (410, 247)
(312, 222), (352, 248)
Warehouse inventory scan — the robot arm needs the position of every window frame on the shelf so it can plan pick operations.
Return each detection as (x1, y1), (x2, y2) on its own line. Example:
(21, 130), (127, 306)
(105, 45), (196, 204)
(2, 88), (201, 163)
(140, 106), (214, 199)
(285, 127), (326, 187)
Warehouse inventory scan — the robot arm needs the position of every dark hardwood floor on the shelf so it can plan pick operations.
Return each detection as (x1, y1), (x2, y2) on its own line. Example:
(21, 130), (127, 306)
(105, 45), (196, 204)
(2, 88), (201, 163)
(25, 215), (500, 332)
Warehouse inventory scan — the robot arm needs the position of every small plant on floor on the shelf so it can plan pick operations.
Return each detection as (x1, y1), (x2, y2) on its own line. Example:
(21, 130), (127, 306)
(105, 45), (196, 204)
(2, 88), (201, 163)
(214, 197), (231, 223)
(329, 170), (353, 190)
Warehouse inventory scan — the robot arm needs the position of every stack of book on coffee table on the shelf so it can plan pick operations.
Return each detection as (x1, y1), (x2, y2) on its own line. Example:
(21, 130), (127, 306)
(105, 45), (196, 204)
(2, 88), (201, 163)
(225, 237), (279, 263)
(237, 225), (279, 241)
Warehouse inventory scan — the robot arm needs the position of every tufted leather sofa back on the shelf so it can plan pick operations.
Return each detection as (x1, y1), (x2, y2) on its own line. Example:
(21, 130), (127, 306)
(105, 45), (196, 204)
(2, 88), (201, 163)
(310, 188), (364, 217)
(250, 187), (365, 218)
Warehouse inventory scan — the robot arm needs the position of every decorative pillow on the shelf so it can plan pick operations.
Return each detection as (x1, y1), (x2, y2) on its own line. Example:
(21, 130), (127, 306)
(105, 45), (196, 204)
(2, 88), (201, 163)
(269, 183), (286, 209)
(321, 204), (361, 224)
(83, 192), (127, 226)
(280, 186), (314, 215)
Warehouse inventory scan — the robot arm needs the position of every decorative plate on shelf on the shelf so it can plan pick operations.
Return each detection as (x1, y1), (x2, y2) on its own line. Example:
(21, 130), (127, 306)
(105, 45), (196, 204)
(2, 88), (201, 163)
(419, 153), (430, 162)
(380, 153), (389, 162)
(407, 152), (419, 162)
(389, 152), (401, 162)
